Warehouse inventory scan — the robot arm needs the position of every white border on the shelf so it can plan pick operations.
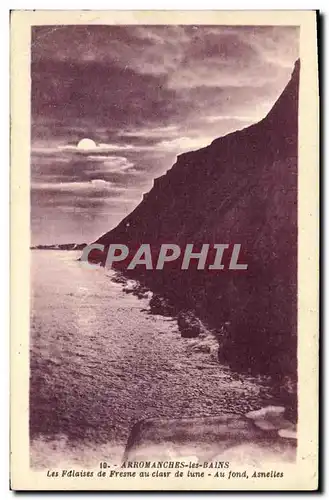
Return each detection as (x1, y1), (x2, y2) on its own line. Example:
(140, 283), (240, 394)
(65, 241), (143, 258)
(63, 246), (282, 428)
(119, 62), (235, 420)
(4, 3), (324, 499)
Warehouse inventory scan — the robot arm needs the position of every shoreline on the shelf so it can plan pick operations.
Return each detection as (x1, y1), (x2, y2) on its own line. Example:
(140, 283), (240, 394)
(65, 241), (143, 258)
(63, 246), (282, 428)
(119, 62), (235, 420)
(110, 268), (297, 423)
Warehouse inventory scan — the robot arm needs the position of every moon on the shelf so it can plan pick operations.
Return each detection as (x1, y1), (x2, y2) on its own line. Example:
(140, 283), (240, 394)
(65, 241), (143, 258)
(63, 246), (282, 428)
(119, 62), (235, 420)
(77, 138), (97, 150)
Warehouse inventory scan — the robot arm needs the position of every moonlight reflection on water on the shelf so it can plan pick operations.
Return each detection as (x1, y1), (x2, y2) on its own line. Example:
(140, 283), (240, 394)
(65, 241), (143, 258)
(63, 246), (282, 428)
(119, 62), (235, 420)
(30, 250), (268, 469)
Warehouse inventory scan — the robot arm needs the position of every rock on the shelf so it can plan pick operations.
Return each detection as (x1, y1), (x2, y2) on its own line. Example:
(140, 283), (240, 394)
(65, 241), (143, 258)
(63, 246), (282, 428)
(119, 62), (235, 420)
(246, 405), (295, 432)
(253, 419), (277, 431)
(278, 428), (297, 439)
(123, 414), (297, 462)
(177, 311), (201, 338)
(245, 406), (285, 420)
(149, 295), (174, 317)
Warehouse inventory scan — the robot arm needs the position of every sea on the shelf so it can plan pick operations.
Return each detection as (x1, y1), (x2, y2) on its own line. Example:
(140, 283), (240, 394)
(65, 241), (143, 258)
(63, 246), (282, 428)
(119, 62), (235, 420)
(30, 250), (269, 469)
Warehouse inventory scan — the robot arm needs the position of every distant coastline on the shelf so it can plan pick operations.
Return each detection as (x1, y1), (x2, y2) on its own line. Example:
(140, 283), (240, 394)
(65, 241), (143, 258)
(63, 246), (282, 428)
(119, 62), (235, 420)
(31, 243), (87, 251)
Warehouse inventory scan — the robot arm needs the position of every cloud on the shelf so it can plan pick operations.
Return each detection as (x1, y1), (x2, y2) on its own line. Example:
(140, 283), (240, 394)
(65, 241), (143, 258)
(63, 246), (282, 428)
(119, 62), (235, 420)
(204, 114), (261, 123)
(156, 136), (217, 153)
(86, 155), (137, 173)
(60, 143), (135, 153)
(120, 125), (179, 139)
(31, 26), (299, 140)
(32, 144), (135, 155)
(31, 150), (136, 187)
(30, 24), (300, 244)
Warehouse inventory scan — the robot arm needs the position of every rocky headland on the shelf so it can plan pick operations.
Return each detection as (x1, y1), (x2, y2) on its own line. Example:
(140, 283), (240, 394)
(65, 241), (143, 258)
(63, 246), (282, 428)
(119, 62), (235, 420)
(88, 60), (299, 413)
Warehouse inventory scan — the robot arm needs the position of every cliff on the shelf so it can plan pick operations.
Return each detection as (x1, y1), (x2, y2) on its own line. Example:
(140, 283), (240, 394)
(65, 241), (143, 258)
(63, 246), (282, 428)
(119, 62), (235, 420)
(92, 60), (299, 383)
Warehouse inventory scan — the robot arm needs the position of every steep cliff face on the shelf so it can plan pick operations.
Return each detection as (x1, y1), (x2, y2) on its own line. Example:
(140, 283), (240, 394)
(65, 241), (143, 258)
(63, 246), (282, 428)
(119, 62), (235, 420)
(94, 60), (299, 381)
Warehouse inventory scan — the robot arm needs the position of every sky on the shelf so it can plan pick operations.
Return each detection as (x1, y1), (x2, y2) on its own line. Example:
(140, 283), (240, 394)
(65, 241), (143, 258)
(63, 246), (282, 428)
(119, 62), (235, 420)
(31, 25), (299, 245)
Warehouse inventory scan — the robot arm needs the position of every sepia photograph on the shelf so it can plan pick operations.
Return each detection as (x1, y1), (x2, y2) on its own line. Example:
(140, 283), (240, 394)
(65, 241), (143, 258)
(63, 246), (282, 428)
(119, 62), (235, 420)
(10, 10), (319, 491)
